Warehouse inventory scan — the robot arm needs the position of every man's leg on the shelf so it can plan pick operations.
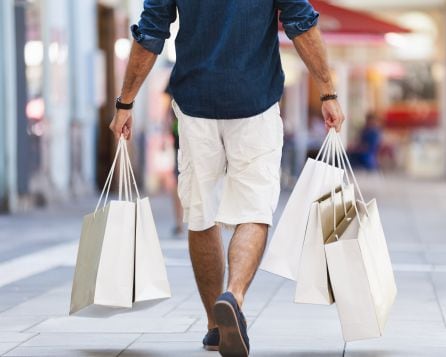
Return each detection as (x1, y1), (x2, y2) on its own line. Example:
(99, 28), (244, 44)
(227, 223), (268, 307)
(189, 224), (225, 329)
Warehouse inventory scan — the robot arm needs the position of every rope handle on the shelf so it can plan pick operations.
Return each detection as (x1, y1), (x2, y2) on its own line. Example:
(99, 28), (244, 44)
(94, 138), (123, 214)
(331, 134), (368, 240)
(315, 129), (350, 233)
(94, 136), (140, 214)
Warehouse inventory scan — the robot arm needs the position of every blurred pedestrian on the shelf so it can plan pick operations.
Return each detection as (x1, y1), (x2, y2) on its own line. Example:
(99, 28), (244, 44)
(109, 1), (344, 356)
(349, 112), (382, 170)
(163, 85), (184, 236)
(307, 108), (327, 158)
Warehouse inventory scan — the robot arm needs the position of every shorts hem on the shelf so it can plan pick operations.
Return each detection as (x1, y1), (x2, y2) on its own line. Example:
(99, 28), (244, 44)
(215, 216), (273, 231)
(186, 220), (217, 232)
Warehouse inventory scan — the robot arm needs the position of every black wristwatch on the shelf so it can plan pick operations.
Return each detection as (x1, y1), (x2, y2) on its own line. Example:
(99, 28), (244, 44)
(320, 92), (338, 102)
(115, 96), (134, 110)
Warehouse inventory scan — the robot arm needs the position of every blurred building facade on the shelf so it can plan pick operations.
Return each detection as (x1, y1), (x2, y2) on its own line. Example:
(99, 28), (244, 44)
(1, 0), (99, 211)
(1, 0), (446, 212)
(0, 0), (150, 212)
(279, 0), (446, 181)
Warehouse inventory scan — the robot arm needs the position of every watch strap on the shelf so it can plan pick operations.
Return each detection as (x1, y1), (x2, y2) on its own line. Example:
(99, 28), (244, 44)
(320, 93), (338, 102)
(115, 97), (134, 110)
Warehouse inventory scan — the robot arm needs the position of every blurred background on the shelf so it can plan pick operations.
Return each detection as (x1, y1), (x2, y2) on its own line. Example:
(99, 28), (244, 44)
(1, 1), (446, 355)
(1, 0), (445, 213)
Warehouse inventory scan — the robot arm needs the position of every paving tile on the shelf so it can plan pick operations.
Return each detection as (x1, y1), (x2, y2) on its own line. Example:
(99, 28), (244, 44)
(28, 316), (195, 334)
(0, 332), (36, 343)
(425, 251), (446, 265)
(136, 332), (203, 343)
(388, 251), (427, 265)
(250, 316), (343, 340)
(119, 341), (217, 357)
(0, 289), (70, 317)
(187, 318), (209, 333)
(0, 343), (20, 355)
(345, 348), (446, 357)
(250, 349), (343, 357)
(2, 178), (446, 356)
(259, 303), (339, 321)
(4, 332), (138, 356)
(4, 346), (122, 356)
(20, 333), (139, 347)
(345, 320), (446, 356)
(389, 273), (443, 322)
(0, 317), (46, 332)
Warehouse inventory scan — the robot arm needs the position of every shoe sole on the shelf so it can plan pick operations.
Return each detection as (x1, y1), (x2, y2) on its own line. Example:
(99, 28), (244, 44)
(203, 345), (219, 352)
(214, 300), (249, 357)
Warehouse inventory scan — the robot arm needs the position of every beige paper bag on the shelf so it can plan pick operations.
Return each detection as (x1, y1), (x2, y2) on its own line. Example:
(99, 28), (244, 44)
(70, 140), (135, 315)
(325, 200), (397, 341)
(295, 184), (355, 305)
(134, 197), (171, 302)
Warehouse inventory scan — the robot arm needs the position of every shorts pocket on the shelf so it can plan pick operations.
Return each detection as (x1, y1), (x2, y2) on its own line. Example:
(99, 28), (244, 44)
(177, 148), (192, 210)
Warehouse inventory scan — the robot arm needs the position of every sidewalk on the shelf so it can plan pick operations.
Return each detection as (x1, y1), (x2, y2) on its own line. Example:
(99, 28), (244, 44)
(0, 173), (446, 356)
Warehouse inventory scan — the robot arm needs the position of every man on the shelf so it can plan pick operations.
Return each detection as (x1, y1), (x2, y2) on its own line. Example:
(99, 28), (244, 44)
(110, 1), (344, 356)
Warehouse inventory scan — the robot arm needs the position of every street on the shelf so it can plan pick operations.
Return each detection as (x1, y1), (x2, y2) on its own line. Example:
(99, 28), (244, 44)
(0, 173), (446, 356)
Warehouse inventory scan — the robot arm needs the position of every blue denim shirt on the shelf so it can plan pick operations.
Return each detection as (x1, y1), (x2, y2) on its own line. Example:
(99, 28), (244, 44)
(131, 0), (319, 119)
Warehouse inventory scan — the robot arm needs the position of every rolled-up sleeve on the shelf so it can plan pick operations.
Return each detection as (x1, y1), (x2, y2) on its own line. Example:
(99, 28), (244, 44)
(130, 0), (177, 55)
(276, 0), (319, 39)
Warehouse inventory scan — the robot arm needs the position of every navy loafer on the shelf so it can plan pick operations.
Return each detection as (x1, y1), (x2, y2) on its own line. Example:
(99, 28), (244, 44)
(214, 292), (250, 357)
(203, 327), (220, 351)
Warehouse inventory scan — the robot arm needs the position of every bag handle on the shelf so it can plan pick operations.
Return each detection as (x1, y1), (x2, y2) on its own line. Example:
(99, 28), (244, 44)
(317, 129), (349, 233)
(122, 138), (140, 200)
(95, 138), (123, 213)
(330, 134), (368, 240)
(334, 133), (368, 216)
(329, 130), (350, 232)
(94, 136), (138, 214)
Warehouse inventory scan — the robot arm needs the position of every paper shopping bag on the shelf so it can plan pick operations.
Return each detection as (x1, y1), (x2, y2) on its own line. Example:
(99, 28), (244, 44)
(70, 200), (136, 315)
(134, 197), (171, 303)
(325, 200), (397, 342)
(70, 138), (136, 316)
(260, 154), (344, 280)
(294, 184), (355, 305)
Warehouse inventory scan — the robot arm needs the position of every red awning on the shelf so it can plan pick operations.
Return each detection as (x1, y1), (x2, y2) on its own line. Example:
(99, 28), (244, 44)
(279, 0), (410, 45)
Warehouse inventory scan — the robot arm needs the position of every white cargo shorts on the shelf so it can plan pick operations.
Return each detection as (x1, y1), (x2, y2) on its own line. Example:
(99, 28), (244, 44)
(172, 100), (283, 231)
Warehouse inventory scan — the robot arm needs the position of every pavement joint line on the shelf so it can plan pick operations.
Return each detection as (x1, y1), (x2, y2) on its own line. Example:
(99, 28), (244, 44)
(430, 273), (446, 329)
(115, 332), (144, 357)
(0, 332), (40, 357)
(184, 317), (200, 334)
(20, 317), (48, 334)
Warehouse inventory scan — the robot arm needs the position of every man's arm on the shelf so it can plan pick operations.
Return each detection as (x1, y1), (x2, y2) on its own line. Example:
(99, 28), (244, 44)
(109, 42), (157, 140)
(276, 0), (344, 131)
(110, 0), (177, 140)
(292, 26), (344, 132)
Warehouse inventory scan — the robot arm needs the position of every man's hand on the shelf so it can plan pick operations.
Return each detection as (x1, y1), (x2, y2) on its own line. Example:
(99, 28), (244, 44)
(292, 26), (346, 132)
(109, 41), (158, 141)
(109, 109), (133, 140)
(321, 99), (344, 132)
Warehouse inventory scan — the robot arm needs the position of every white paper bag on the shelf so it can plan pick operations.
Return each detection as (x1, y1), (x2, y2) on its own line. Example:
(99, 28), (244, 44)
(325, 200), (397, 341)
(323, 132), (397, 342)
(134, 197), (172, 302)
(295, 184), (355, 305)
(70, 141), (135, 315)
(260, 131), (344, 281)
(120, 140), (172, 304)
